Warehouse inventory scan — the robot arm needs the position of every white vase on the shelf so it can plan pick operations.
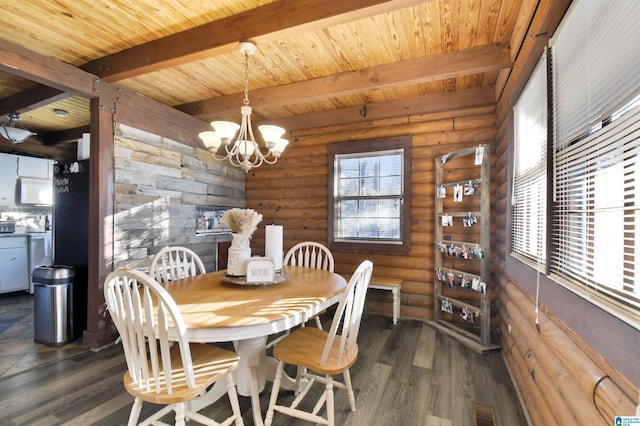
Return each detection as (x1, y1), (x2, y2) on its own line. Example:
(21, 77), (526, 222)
(227, 233), (251, 276)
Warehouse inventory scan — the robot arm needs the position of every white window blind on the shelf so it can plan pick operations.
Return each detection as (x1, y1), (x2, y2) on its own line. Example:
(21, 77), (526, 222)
(551, 103), (640, 312)
(552, 0), (640, 145)
(512, 52), (547, 268)
(550, 0), (640, 317)
(333, 149), (404, 243)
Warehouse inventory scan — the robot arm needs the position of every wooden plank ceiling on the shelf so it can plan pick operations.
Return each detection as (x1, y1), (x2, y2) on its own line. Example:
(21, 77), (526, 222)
(0, 0), (524, 152)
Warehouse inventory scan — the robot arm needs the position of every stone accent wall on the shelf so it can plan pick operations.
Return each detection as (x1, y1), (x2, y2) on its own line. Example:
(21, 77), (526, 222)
(112, 123), (244, 271)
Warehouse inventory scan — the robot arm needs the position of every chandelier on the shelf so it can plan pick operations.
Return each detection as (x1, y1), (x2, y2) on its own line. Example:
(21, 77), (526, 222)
(0, 113), (36, 144)
(199, 41), (288, 173)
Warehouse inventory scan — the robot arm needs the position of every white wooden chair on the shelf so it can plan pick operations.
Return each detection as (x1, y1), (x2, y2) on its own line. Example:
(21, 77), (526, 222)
(149, 246), (206, 283)
(104, 268), (243, 426)
(264, 260), (373, 426)
(283, 241), (334, 329)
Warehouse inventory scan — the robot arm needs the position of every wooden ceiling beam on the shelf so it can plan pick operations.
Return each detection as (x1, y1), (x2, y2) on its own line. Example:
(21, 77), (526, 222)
(262, 86), (497, 132)
(43, 125), (91, 146)
(83, 0), (431, 82)
(1, 0), (430, 125)
(0, 84), (70, 116)
(179, 43), (511, 118)
(0, 39), (97, 99)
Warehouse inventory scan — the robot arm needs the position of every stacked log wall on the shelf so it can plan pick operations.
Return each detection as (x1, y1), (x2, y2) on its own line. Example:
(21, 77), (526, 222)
(246, 107), (498, 324)
(245, 0), (640, 421)
(490, 0), (638, 420)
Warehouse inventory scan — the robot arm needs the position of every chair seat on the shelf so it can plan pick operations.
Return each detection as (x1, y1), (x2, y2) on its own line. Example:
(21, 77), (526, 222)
(124, 343), (239, 405)
(273, 327), (358, 376)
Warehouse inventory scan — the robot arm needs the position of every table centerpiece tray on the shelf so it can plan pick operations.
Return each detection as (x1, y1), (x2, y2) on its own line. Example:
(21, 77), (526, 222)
(220, 272), (288, 286)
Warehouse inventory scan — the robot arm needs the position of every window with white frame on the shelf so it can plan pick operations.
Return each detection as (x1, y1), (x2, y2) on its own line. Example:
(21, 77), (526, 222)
(549, 0), (640, 320)
(512, 52), (547, 269)
(328, 136), (411, 252)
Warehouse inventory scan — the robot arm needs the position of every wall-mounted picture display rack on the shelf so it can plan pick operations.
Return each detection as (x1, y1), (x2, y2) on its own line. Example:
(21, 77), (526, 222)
(430, 144), (500, 354)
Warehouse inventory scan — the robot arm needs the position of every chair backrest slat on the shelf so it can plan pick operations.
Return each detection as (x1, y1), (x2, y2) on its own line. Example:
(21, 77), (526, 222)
(149, 246), (206, 283)
(284, 241), (334, 272)
(104, 268), (197, 394)
(320, 260), (373, 365)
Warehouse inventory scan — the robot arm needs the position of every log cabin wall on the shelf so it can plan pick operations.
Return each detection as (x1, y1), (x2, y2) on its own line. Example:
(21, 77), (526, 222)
(245, 3), (640, 423)
(493, 112), (638, 423)
(245, 105), (498, 323)
(489, 2), (639, 423)
(111, 123), (243, 271)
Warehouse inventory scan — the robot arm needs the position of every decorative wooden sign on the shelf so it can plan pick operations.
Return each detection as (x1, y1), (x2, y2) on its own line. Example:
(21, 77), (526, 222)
(246, 257), (275, 283)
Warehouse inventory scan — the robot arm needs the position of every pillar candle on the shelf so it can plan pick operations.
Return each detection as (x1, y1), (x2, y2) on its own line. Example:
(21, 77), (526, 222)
(265, 224), (283, 272)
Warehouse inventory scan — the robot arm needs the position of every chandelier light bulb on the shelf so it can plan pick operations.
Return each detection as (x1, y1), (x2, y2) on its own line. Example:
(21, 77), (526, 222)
(211, 121), (240, 140)
(198, 131), (222, 152)
(236, 139), (256, 157)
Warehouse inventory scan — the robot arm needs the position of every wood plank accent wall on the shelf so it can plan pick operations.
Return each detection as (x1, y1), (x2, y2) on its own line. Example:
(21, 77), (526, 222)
(111, 123), (243, 271)
(245, 105), (498, 324)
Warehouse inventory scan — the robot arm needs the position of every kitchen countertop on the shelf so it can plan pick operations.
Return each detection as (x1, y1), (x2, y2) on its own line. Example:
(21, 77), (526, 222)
(195, 230), (232, 237)
(0, 232), (51, 238)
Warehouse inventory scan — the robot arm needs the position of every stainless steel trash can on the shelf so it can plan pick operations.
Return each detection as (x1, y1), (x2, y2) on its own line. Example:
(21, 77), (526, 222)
(33, 265), (75, 346)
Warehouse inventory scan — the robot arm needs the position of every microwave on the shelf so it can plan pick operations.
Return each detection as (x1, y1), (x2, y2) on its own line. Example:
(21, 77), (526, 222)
(19, 177), (53, 205)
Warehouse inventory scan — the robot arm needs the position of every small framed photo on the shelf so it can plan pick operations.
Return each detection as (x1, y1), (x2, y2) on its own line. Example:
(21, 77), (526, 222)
(474, 146), (485, 165)
(437, 185), (446, 198)
(454, 184), (463, 202)
(461, 306), (474, 322)
(463, 213), (477, 227)
(471, 277), (480, 292)
(464, 181), (477, 195)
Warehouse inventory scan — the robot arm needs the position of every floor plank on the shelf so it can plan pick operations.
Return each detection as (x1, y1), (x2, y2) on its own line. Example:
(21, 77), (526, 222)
(0, 293), (528, 425)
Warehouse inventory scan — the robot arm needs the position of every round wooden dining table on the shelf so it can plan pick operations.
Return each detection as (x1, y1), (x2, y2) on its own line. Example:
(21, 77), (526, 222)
(160, 265), (348, 425)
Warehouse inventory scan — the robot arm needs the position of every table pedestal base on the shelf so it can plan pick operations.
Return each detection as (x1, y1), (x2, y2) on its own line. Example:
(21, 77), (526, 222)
(189, 336), (300, 426)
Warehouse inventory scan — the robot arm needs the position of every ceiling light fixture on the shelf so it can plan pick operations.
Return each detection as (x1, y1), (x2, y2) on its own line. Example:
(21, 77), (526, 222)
(198, 41), (288, 172)
(53, 108), (69, 118)
(0, 113), (36, 144)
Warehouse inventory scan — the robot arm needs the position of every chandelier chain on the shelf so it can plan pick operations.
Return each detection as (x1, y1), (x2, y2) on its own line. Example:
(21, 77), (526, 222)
(243, 50), (250, 106)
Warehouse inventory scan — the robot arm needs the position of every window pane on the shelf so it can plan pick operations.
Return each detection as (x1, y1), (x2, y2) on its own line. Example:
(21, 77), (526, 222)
(360, 177), (379, 196)
(338, 177), (358, 197)
(550, 0), (640, 316)
(380, 176), (402, 195)
(378, 218), (400, 239)
(340, 200), (358, 217)
(339, 158), (360, 178)
(552, 103), (640, 312)
(512, 51), (547, 267)
(333, 147), (405, 244)
(358, 199), (378, 217)
(379, 199), (400, 217)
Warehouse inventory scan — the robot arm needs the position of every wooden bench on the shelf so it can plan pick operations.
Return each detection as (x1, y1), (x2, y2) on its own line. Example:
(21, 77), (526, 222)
(344, 274), (402, 324)
(369, 276), (402, 324)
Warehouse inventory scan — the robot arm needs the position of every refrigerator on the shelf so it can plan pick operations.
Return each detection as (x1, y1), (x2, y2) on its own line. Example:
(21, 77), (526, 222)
(52, 159), (89, 340)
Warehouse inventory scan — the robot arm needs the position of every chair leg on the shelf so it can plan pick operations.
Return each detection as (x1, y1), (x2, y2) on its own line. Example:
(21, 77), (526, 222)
(127, 398), (143, 426)
(264, 361), (285, 426)
(314, 315), (323, 330)
(343, 368), (356, 412)
(325, 375), (335, 426)
(174, 402), (186, 426)
(226, 373), (245, 426)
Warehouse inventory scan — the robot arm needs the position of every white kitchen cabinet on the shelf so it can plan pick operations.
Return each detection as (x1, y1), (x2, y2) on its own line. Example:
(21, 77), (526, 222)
(0, 236), (29, 293)
(0, 153), (18, 206)
(17, 156), (53, 179)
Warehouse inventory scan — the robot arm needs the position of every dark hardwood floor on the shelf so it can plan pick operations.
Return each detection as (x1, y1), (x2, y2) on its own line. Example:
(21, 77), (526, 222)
(0, 293), (528, 425)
